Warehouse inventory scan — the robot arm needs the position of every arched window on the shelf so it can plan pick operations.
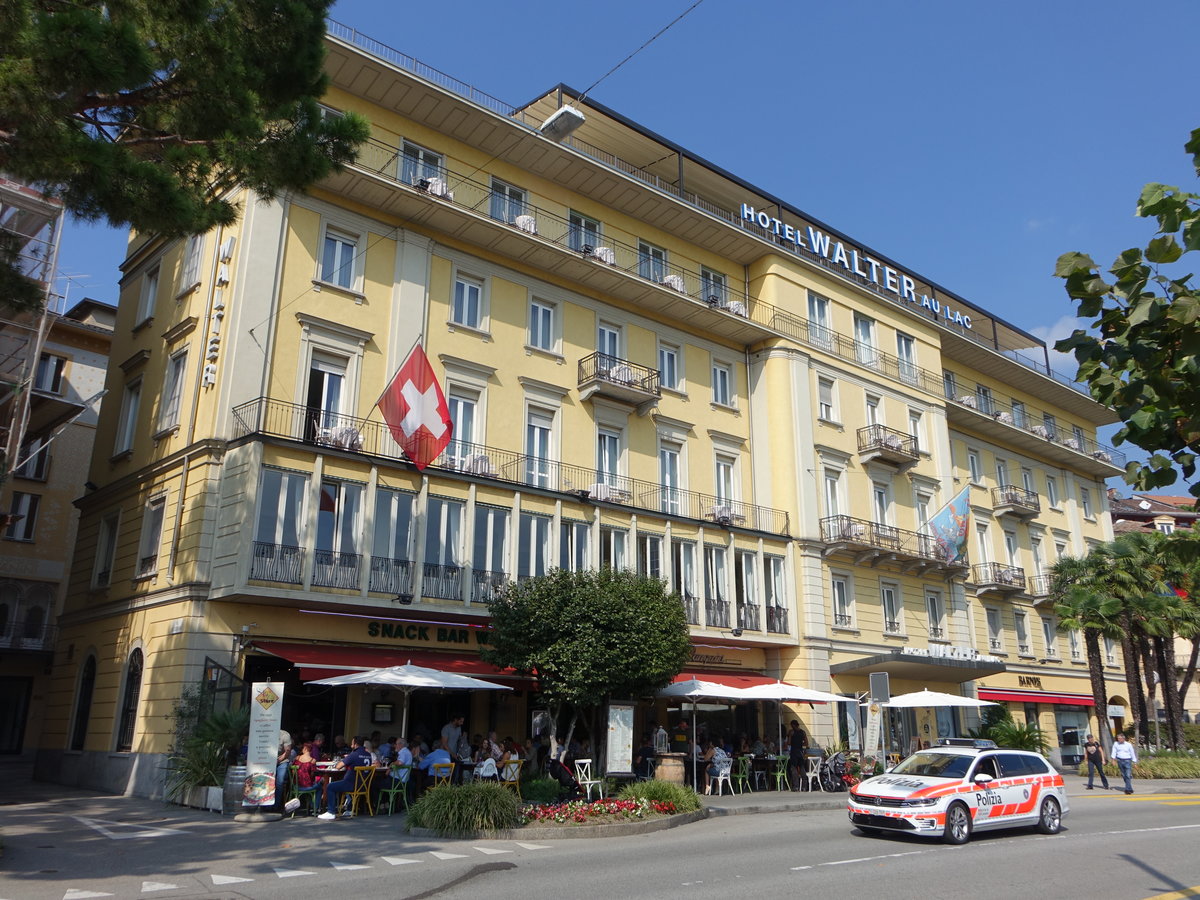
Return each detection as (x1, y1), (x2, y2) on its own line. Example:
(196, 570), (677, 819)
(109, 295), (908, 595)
(0, 601), (8, 637)
(70, 656), (97, 752)
(23, 604), (45, 640)
(115, 649), (144, 752)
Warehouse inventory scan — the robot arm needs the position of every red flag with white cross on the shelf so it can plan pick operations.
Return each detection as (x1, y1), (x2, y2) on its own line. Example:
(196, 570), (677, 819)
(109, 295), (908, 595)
(377, 343), (453, 470)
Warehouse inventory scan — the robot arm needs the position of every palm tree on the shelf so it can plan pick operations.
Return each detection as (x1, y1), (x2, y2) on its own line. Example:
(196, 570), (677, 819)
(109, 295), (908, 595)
(1051, 551), (1122, 734)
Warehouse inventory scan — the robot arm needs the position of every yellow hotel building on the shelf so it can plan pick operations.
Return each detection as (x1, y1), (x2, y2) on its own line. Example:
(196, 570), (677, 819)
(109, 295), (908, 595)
(37, 25), (1124, 795)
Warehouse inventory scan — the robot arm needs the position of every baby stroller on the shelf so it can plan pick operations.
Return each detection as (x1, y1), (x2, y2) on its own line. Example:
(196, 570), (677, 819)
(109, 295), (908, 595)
(547, 758), (583, 799)
(820, 751), (849, 792)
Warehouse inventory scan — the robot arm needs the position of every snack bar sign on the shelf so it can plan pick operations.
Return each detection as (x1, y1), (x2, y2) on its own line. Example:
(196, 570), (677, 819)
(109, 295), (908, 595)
(740, 203), (974, 330)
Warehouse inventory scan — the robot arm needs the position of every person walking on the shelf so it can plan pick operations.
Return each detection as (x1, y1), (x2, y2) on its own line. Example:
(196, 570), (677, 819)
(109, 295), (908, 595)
(1083, 733), (1109, 790)
(1111, 732), (1138, 794)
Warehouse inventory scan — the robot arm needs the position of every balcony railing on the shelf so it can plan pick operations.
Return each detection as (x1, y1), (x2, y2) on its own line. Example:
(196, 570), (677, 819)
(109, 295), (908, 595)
(992, 484), (1040, 517)
(857, 424), (919, 465)
(312, 550), (361, 589)
(989, 638), (1003, 651)
(234, 398), (790, 535)
(929, 625), (945, 639)
(820, 515), (967, 572)
(422, 563), (462, 600)
(706, 596), (730, 629)
(471, 569), (508, 604)
(251, 542), (303, 584)
(1018, 642), (1031, 655)
(972, 561), (1026, 592)
(738, 604), (761, 632)
(1027, 574), (1052, 598)
(682, 592), (701, 625)
(766, 605), (789, 634)
(369, 556), (413, 594)
(578, 352), (661, 403)
(0, 620), (58, 652)
(833, 613), (853, 627)
(884, 620), (902, 634)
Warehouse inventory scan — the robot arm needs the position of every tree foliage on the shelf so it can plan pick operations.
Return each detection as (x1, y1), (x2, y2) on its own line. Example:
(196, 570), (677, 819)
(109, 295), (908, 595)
(1055, 128), (1200, 495)
(0, 0), (369, 309)
(481, 568), (692, 756)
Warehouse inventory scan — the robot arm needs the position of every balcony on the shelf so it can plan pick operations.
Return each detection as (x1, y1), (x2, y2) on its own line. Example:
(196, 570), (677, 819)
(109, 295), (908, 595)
(578, 352), (660, 412)
(820, 515), (968, 576)
(706, 596), (731, 629)
(312, 550), (361, 589)
(1018, 642), (1032, 655)
(471, 569), (508, 604)
(972, 561), (1026, 595)
(0, 619), (58, 653)
(369, 557), (413, 595)
(929, 625), (945, 639)
(682, 592), (701, 626)
(422, 564), (462, 601)
(943, 376), (1123, 477)
(833, 613), (854, 628)
(738, 604), (761, 632)
(857, 424), (919, 467)
(992, 485), (1040, 520)
(1027, 574), (1052, 599)
(251, 542), (303, 584)
(766, 606), (789, 634)
(234, 398), (790, 535)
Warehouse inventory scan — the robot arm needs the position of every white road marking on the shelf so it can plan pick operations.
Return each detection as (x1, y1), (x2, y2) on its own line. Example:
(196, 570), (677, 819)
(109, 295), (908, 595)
(514, 842), (551, 850)
(273, 867), (314, 878)
(63, 891), (113, 899)
(429, 851), (468, 860)
(71, 816), (185, 840)
(140, 883), (179, 893)
(381, 857), (421, 865)
(210, 875), (253, 885)
(474, 847), (513, 855)
(330, 861), (371, 870)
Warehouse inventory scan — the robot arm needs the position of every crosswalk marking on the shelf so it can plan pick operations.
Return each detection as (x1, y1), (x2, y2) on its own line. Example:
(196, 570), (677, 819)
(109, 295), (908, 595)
(381, 856), (421, 865)
(211, 875), (253, 885)
(330, 861), (372, 870)
(139, 883), (179, 893)
(474, 847), (513, 855)
(273, 867), (314, 878)
(429, 851), (468, 860)
(72, 816), (185, 840)
(515, 842), (551, 850)
(63, 891), (113, 899)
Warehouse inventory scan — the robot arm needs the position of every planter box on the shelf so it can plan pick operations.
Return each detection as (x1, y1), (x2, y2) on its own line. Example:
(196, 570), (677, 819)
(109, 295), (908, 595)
(179, 785), (224, 811)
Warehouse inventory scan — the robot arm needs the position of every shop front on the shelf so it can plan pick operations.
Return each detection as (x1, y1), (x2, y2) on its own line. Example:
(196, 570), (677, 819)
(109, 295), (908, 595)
(977, 677), (1098, 768)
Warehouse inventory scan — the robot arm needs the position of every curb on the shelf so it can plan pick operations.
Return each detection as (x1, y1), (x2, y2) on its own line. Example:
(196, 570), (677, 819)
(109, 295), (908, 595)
(409, 809), (708, 841)
(704, 798), (847, 816)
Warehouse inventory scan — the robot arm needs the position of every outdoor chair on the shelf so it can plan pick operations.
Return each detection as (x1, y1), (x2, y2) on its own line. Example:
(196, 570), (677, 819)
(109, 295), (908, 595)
(500, 759), (524, 799)
(772, 756), (789, 791)
(344, 766), (375, 816)
(379, 764), (411, 815)
(430, 762), (455, 788)
(287, 764), (319, 817)
(636, 757), (657, 782)
(574, 758), (604, 800)
(805, 754), (823, 792)
(732, 756), (753, 793)
(707, 757), (734, 796)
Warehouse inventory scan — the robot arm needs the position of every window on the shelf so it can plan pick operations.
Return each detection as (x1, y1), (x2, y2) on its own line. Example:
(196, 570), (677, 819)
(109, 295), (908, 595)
(658, 342), (680, 391)
(673, 540), (697, 617)
(94, 511), (121, 587)
(831, 574), (852, 627)
(425, 497), (464, 569)
(700, 268), (727, 306)
(715, 454), (736, 503)
(881, 583), (901, 633)
(136, 265), (159, 325)
(255, 468), (308, 548)
(490, 179), (526, 223)
(659, 441), (682, 514)
(561, 520), (591, 572)
(452, 274), (483, 329)
(1004, 530), (1019, 567)
(1157, 521), (1176, 535)
(597, 429), (621, 486)
(446, 389), (478, 460)
(4, 492), (39, 541)
(976, 521), (990, 564)
(70, 655), (97, 752)
(712, 361), (733, 407)
(915, 491), (932, 530)
(1104, 635), (1116, 665)
(764, 556), (786, 626)
(472, 504), (509, 578)
(818, 377), (835, 420)
(1041, 617), (1058, 657)
(943, 370), (957, 399)
(1021, 467), (1035, 494)
(305, 352), (346, 436)
(1081, 486), (1093, 519)
(517, 512), (551, 579)
(1068, 628), (1082, 660)
(908, 410), (923, 453)
(1045, 474), (1059, 508)
(1042, 412), (1058, 440)
(808, 291), (833, 349)
(872, 481), (891, 525)
(600, 526), (627, 570)
(853, 314), (877, 365)
(524, 407), (554, 488)
(114, 379), (140, 454)
(400, 141), (442, 186)
(896, 332), (917, 383)
(137, 496), (166, 576)
(178, 234), (203, 292)
(1011, 399), (1027, 428)
(926, 591), (945, 639)
(638, 533), (663, 579)
(824, 469), (842, 517)
(996, 458), (1009, 488)
(638, 241), (667, 282)
(967, 450), (981, 484)
(158, 348), (188, 431)
(372, 489), (415, 591)
(34, 353), (66, 394)
(735, 551), (758, 629)
(975, 383), (994, 415)
(1072, 425), (1086, 449)
(14, 435), (49, 480)
(316, 481), (363, 556)
(865, 394), (880, 426)
(1015, 611), (1030, 654)
(597, 321), (621, 359)
(1030, 537), (1044, 577)
(568, 211), (601, 252)
(986, 607), (1003, 651)
(115, 649), (144, 752)
(319, 226), (358, 290)
(704, 545), (727, 615)
(528, 298), (555, 352)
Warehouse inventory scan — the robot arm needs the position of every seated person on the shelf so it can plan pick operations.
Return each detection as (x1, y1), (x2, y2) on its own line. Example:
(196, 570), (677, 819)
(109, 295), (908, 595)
(417, 745), (453, 788)
(317, 736), (372, 819)
(633, 733), (656, 779)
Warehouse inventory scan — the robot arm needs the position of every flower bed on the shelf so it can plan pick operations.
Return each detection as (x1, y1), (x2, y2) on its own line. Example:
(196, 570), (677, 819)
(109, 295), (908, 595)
(522, 797), (676, 826)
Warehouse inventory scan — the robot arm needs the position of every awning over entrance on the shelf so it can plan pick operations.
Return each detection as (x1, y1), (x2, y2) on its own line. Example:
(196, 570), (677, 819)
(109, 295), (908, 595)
(978, 688), (1094, 706)
(830, 651), (1006, 683)
(672, 671), (775, 690)
(250, 641), (524, 683)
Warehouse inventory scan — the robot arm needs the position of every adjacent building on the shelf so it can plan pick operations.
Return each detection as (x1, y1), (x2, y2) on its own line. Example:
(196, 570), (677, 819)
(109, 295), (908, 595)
(38, 25), (1125, 794)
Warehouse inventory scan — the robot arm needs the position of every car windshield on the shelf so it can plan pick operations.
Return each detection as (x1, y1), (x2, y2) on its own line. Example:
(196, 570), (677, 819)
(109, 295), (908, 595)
(890, 752), (974, 779)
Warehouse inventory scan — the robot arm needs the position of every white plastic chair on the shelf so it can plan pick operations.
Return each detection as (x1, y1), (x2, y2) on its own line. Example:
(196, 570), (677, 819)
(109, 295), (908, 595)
(805, 754), (823, 792)
(574, 758), (605, 800)
(708, 757), (734, 796)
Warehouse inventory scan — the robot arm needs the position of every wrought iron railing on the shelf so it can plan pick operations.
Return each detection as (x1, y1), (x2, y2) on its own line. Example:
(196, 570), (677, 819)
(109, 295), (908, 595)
(766, 605), (788, 634)
(1018, 642), (1031, 655)
(682, 592), (701, 625)
(471, 569), (508, 604)
(706, 596), (730, 629)
(738, 604), (761, 632)
(312, 550), (361, 589)
(1027, 574), (1052, 597)
(972, 562), (1027, 590)
(422, 563), (462, 600)
(0, 620), (58, 651)
(992, 484), (1040, 514)
(578, 351), (661, 397)
(833, 613), (853, 627)
(251, 542), (303, 584)
(989, 638), (1003, 651)
(929, 625), (944, 639)
(369, 556), (413, 595)
(884, 619), (902, 634)
(820, 515), (964, 568)
(857, 423), (919, 459)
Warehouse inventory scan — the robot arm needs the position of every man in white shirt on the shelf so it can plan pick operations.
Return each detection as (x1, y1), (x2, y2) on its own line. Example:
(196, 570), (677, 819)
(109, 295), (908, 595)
(1111, 732), (1138, 794)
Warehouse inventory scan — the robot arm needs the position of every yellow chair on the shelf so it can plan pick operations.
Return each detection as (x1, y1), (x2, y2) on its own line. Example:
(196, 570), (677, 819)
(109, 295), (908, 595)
(430, 761), (455, 788)
(499, 759), (524, 799)
(344, 766), (376, 816)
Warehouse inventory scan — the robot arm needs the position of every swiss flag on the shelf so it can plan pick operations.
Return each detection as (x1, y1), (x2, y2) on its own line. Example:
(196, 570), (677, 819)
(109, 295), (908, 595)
(377, 343), (453, 470)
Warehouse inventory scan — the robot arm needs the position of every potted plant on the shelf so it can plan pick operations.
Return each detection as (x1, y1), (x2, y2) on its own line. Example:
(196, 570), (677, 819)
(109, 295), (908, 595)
(165, 706), (249, 811)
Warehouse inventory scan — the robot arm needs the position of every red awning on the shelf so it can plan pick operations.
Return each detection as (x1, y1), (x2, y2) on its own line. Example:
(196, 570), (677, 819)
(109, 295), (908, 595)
(673, 670), (775, 689)
(978, 688), (1094, 706)
(250, 641), (525, 683)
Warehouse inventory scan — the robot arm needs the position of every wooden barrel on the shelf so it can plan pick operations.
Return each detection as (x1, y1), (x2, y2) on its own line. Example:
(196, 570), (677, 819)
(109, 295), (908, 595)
(654, 752), (686, 784)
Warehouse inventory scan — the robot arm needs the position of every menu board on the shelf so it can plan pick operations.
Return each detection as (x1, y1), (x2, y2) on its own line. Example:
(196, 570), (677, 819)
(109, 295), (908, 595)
(606, 702), (634, 776)
(244, 682), (284, 806)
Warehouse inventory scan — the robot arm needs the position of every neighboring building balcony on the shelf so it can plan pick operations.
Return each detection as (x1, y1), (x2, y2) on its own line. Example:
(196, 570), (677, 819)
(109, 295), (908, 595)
(819, 514), (967, 576)
(991, 484), (1040, 520)
(857, 424), (919, 467)
(0, 620), (58, 653)
(1027, 573), (1052, 598)
(233, 398), (790, 535)
(972, 561), (1026, 595)
(766, 605), (789, 635)
(942, 375), (1124, 477)
(577, 351), (660, 412)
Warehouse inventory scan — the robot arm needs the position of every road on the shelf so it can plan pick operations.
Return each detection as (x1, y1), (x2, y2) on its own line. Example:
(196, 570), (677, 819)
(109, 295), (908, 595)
(2, 789), (1199, 899)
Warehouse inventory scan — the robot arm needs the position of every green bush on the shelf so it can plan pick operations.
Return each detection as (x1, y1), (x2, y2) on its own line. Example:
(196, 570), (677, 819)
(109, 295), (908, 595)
(406, 782), (521, 836)
(1183, 723), (1200, 751)
(616, 780), (702, 813)
(520, 776), (563, 804)
(1074, 756), (1200, 779)
(989, 719), (1050, 754)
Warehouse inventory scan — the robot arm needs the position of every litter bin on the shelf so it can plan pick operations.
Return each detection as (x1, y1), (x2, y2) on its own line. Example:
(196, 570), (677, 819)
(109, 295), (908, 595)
(223, 765), (248, 816)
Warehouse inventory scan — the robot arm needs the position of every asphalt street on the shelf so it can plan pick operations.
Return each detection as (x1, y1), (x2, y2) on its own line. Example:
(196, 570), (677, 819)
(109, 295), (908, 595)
(2, 782), (1198, 900)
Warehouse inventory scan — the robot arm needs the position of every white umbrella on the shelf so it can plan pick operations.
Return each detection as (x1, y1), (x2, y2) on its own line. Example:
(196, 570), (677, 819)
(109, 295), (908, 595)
(656, 678), (750, 786)
(882, 688), (998, 709)
(738, 681), (858, 757)
(312, 661), (511, 736)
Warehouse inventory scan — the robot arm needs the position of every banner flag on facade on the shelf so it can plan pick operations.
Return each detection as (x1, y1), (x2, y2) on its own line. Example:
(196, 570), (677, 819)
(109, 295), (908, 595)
(377, 343), (453, 470)
(925, 485), (971, 564)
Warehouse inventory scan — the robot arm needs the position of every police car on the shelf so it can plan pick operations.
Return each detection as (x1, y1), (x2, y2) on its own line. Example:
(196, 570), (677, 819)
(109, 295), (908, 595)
(847, 739), (1067, 844)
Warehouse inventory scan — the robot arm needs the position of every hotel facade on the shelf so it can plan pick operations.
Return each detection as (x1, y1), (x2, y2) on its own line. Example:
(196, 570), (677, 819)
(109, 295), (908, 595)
(38, 25), (1124, 795)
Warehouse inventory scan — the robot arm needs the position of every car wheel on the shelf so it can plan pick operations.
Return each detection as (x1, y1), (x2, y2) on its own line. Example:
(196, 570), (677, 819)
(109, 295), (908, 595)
(1036, 796), (1061, 834)
(942, 802), (972, 845)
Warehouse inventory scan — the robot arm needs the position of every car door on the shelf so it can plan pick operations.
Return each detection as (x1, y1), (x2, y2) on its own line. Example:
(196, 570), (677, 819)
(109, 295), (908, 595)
(966, 753), (1019, 830)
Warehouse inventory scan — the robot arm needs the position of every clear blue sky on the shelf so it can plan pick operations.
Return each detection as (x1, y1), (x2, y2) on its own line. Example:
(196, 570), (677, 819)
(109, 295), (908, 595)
(55, 0), (1199, 493)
